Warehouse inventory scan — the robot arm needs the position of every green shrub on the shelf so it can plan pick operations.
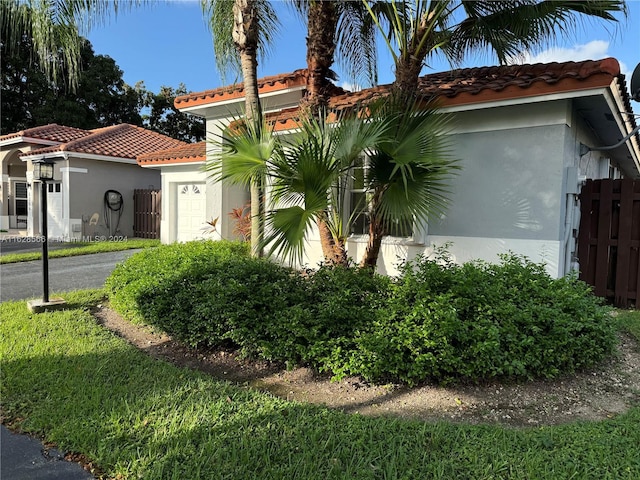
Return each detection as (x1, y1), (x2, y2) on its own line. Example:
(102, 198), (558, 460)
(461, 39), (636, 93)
(107, 243), (616, 385)
(331, 254), (616, 385)
(105, 240), (249, 323)
(107, 244), (388, 367)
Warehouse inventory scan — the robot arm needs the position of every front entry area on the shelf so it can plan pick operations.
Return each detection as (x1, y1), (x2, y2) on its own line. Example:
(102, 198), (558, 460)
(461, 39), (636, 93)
(176, 183), (206, 242)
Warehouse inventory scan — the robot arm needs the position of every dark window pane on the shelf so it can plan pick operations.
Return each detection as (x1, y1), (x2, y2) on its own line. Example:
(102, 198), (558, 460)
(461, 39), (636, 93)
(16, 199), (27, 216)
(15, 182), (27, 198)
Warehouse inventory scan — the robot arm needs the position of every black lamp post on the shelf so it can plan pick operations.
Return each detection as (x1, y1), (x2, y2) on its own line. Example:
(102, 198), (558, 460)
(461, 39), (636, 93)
(32, 159), (55, 304)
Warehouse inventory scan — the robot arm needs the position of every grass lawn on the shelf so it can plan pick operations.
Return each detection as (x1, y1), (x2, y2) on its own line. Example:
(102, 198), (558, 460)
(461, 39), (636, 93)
(0, 239), (160, 264)
(1, 290), (639, 479)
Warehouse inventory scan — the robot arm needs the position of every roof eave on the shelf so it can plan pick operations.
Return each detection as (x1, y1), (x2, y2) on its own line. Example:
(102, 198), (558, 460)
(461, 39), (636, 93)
(177, 85), (307, 118)
(1, 137), (61, 148)
(22, 150), (138, 164)
(139, 159), (206, 167)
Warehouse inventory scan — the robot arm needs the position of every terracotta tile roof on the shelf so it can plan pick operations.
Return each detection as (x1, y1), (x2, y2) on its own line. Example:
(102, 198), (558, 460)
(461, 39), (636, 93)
(330, 58), (622, 110)
(138, 141), (206, 166)
(174, 69), (309, 109)
(0, 124), (90, 144)
(267, 108), (302, 131)
(155, 58), (631, 166)
(22, 124), (186, 160)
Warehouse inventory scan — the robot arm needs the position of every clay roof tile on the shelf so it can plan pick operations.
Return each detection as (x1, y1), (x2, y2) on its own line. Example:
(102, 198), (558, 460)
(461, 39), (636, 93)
(174, 69), (309, 109)
(21, 124), (186, 160)
(137, 141), (206, 165)
(0, 124), (90, 143)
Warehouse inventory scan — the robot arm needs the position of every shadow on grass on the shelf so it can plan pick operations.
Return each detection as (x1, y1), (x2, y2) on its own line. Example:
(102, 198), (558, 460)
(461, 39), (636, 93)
(3, 342), (640, 479)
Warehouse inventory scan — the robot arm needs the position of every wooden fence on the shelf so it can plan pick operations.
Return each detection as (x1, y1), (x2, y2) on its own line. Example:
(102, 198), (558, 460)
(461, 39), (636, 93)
(133, 189), (161, 239)
(578, 179), (640, 308)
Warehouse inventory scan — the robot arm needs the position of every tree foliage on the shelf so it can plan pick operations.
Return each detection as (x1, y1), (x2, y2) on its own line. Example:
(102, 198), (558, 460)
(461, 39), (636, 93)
(1, 33), (142, 134)
(140, 84), (205, 143)
(1, 31), (203, 141)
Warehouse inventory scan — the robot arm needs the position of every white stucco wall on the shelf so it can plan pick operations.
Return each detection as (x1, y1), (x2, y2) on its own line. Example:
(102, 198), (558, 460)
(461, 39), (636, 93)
(170, 91), (637, 279)
(288, 100), (573, 277)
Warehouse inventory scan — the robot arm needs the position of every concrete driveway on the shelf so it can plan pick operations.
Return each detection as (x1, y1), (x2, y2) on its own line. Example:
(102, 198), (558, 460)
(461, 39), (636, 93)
(0, 250), (141, 302)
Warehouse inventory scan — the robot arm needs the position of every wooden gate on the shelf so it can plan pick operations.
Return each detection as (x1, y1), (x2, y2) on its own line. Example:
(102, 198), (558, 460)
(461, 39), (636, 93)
(133, 189), (161, 239)
(578, 179), (640, 308)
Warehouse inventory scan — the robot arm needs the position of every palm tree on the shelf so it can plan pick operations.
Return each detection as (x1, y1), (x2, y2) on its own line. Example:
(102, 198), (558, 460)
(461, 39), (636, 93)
(288, 0), (383, 264)
(365, 0), (627, 97)
(202, 0), (279, 257)
(215, 97), (453, 269)
(295, 0), (379, 115)
(206, 107), (386, 266)
(358, 95), (458, 268)
(0, 0), (131, 89)
(265, 108), (391, 266)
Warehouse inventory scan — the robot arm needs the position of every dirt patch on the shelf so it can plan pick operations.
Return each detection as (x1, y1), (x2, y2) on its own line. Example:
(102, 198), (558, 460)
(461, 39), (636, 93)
(94, 306), (640, 427)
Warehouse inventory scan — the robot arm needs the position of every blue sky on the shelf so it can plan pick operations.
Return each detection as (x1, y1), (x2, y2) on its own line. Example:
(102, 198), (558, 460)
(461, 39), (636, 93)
(87, 0), (640, 99)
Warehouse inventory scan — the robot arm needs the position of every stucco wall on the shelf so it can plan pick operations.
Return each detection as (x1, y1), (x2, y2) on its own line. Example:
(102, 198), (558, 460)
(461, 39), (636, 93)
(67, 158), (160, 238)
(428, 124), (565, 240)
(296, 101), (574, 277)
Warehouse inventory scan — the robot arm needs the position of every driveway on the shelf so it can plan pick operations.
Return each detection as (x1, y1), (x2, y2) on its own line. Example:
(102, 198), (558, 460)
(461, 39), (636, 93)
(1, 426), (94, 480)
(0, 250), (141, 302)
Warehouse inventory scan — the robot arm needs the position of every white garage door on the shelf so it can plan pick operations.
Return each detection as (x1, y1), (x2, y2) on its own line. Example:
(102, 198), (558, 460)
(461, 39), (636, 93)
(47, 182), (64, 238)
(177, 183), (206, 242)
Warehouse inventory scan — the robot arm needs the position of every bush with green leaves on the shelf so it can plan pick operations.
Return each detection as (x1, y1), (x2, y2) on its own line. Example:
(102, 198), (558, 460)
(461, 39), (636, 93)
(107, 243), (388, 367)
(330, 253), (616, 384)
(105, 240), (249, 323)
(107, 243), (616, 385)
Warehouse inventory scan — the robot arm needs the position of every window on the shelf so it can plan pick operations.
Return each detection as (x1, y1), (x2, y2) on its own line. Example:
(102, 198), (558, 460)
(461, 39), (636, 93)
(349, 157), (368, 235)
(348, 157), (413, 238)
(14, 182), (27, 216)
(181, 184), (201, 195)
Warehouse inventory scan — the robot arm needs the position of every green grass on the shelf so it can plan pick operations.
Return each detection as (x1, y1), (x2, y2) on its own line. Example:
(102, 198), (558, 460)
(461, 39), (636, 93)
(0, 239), (160, 264)
(615, 309), (640, 340)
(1, 291), (639, 480)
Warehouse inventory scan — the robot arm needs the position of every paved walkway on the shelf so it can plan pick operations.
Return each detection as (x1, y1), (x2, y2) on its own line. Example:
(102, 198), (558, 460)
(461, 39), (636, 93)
(1, 426), (95, 479)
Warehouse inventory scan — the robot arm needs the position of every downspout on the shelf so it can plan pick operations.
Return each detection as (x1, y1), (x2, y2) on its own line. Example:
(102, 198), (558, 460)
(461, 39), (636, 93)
(562, 167), (581, 276)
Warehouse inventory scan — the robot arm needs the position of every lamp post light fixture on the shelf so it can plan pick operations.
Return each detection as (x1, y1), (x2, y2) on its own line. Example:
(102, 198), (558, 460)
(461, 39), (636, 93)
(33, 159), (55, 183)
(27, 158), (66, 313)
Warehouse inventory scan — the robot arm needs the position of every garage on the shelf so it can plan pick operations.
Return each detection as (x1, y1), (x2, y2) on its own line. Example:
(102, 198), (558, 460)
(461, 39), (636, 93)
(176, 183), (206, 242)
(47, 182), (64, 238)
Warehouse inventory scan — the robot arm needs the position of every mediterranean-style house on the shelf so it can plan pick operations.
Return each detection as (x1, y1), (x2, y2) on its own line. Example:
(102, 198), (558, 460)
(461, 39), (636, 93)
(139, 58), (640, 278)
(138, 58), (640, 276)
(0, 124), (184, 239)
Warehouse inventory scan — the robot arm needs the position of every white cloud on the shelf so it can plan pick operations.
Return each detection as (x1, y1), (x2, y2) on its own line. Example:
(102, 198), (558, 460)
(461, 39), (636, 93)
(511, 40), (609, 64)
(509, 40), (630, 77)
(340, 81), (361, 92)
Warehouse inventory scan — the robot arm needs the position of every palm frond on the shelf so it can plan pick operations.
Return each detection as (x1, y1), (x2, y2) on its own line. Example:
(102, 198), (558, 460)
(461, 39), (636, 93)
(264, 206), (316, 265)
(1, 0), (138, 89)
(450, 0), (626, 64)
(201, 0), (280, 83)
(366, 94), (460, 232)
(205, 114), (277, 187)
(336, 1), (379, 87)
(201, 0), (239, 82)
